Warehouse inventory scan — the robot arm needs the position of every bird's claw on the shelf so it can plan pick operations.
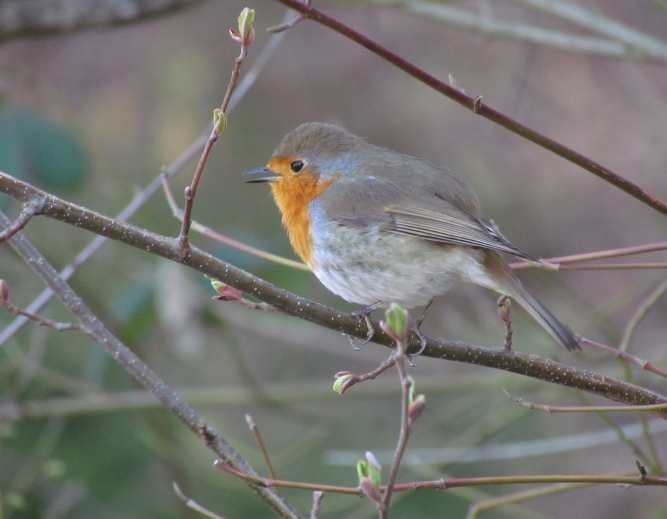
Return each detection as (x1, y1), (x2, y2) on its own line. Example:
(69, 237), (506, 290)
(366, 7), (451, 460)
(409, 322), (428, 357)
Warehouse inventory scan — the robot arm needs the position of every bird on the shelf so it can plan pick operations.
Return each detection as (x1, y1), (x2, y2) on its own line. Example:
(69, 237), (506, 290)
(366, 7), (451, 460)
(244, 122), (580, 353)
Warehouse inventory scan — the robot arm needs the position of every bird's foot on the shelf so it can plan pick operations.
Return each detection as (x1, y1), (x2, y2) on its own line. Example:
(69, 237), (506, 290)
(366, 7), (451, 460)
(347, 302), (384, 349)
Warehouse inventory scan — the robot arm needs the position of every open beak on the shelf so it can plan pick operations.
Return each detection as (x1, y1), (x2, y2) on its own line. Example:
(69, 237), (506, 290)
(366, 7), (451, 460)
(243, 166), (279, 183)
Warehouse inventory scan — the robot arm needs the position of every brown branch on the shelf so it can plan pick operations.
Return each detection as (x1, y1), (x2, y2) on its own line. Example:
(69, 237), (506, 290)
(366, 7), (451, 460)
(0, 198), (44, 241)
(2, 173), (667, 419)
(0, 0), (204, 42)
(215, 460), (667, 491)
(178, 9), (254, 252)
(0, 208), (303, 519)
(271, 0), (667, 216)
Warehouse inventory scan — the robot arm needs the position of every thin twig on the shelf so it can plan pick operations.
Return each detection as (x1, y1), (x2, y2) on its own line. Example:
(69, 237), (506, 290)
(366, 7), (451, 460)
(381, 317), (412, 517)
(0, 198), (44, 242)
(173, 482), (227, 519)
(272, 0), (667, 216)
(162, 173), (308, 270)
(334, 353), (396, 393)
(583, 339), (667, 380)
(466, 482), (586, 519)
(557, 263), (667, 270)
(178, 12), (254, 252)
(497, 296), (513, 351)
(246, 415), (276, 480)
(619, 277), (667, 352)
(387, 1), (650, 62)
(268, 0), (310, 32)
(0, 210), (302, 519)
(511, 242), (667, 270)
(0, 286), (79, 332)
(504, 389), (667, 413)
(310, 491), (323, 519)
(0, 21), (287, 347)
(214, 459), (667, 491)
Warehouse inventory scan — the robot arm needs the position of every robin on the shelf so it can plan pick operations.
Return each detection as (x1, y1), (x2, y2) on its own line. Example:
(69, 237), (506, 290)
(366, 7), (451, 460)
(245, 122), (580, 353)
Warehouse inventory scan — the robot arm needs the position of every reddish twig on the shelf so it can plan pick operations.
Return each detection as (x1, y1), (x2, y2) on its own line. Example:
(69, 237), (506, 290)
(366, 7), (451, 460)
(556, 263), (667, 270)
(334, 354), (396, 394)
(583, 339), (667, 379)
(268, 0), (310, 32)
(214, 459), (667, 492)
(177, 10), (255, 254)
(271, 0), (667, 216)
(246, 415), (276, 480)
(161, 168), (308, 270)
(511, 242), (667, 270)
(0, 209), (302, 519)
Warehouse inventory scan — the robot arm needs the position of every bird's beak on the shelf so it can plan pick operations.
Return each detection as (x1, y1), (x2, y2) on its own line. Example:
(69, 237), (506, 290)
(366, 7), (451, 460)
(243, 166), (280, 183)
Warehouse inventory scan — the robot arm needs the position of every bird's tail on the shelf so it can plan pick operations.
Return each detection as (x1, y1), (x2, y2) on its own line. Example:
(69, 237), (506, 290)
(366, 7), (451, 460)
(484, 252), (581, 352)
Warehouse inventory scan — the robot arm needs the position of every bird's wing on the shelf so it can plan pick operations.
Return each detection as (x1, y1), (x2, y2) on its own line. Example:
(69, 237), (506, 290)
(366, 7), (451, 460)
(383, 205), (534, 260)
(318, 172), (534, 260)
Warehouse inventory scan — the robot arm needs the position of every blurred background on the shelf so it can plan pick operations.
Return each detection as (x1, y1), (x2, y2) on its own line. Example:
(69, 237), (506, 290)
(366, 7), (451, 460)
(1, 0), (667, 517)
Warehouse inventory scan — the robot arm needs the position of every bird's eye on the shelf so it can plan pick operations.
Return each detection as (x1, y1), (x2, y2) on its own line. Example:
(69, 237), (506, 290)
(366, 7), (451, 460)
(290, 160), (304, 173)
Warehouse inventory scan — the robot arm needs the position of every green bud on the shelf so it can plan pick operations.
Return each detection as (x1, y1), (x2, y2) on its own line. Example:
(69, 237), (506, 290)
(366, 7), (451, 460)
(238, 8), (255, 43)
(213, 109), (227, 136)
(384, 303), (407, 341)
(333, 374), (355, 394)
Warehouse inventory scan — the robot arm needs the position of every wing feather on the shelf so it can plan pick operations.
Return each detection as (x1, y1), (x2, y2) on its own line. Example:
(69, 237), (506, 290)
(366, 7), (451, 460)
(385, 206), (534, 260)
(317, 168), (534, 260)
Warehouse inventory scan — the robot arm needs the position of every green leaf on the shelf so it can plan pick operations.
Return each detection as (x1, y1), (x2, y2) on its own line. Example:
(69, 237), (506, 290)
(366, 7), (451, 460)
(0, 108), (88, 190)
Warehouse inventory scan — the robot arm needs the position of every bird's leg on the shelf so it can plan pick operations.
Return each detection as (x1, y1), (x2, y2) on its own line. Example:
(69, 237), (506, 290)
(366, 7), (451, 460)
(347, 301), (384, 349)
(409, 297), (437, 356)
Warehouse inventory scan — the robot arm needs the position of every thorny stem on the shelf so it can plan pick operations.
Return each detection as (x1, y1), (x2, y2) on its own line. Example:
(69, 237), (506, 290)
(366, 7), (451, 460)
(272, 0), (667, 216)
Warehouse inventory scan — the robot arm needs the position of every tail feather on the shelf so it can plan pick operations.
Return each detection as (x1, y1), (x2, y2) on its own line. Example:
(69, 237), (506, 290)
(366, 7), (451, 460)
(481, 251), (580, 352)
(509, 280), (581, 352)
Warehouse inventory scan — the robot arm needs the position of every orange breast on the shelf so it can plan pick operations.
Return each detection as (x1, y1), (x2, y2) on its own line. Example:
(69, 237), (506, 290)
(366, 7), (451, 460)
(268, 159), (336, 268)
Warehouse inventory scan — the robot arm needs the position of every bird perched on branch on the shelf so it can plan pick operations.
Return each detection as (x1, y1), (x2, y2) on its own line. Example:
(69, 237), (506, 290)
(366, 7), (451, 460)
(245, 122), (579, 354)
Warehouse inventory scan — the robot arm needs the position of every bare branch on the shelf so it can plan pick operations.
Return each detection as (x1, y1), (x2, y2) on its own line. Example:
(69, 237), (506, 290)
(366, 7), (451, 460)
(0, 209), (303, 519)
(272, 0), (667, 216)
(2, 175), (667, 418)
